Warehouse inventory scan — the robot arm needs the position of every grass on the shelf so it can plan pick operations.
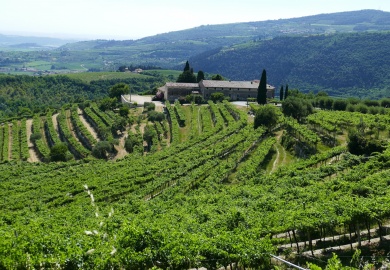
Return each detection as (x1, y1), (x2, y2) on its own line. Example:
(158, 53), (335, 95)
(148, 69), (182, 77)
(61, 72), (153, 83)
(178, 106), (192, 143)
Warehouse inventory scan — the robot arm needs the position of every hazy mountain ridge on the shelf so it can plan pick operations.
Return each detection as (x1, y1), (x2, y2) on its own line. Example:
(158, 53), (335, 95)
(59, 9), (390, 51)
(0, 33), (78, 48)
(1, 10), (390, 98)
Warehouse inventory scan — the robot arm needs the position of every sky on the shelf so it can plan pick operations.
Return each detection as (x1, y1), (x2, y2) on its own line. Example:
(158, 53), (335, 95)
(1, 0), (390, 40)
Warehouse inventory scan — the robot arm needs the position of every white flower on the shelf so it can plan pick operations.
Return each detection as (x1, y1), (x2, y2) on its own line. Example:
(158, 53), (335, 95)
(85, 230), (93, 235)
(86, 249), (95, 255)
(110, 246), (117, 256)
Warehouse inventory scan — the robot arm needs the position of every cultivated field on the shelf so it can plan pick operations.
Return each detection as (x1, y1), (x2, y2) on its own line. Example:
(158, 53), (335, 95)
(0, 101), (389, 268)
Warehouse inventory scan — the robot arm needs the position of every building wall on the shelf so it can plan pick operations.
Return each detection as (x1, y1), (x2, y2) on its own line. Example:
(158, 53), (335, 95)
(159, 82), (275, 102)
(163, 87), (200, 101)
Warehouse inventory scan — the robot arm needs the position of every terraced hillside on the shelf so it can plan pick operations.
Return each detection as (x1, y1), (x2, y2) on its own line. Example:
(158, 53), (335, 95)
(0, 102), (390, 269)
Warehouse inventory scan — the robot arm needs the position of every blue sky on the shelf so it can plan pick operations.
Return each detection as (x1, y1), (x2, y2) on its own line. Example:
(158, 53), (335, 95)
(1, 0), (390, 40)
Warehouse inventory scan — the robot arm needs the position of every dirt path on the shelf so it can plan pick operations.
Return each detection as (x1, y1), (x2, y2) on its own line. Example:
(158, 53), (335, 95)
(270, 131), (286, 173)
(52, 113), (60, 135)
(78, 108), (99, 141)
(26, 119), (39, 162)
(113, 130), (128, 160)
(8, 123), (12, 160)
(140, 122), (146, 134)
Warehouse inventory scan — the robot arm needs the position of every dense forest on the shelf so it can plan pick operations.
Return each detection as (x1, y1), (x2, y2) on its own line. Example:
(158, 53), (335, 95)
(190, 32), (390, 99)
(0, 73), (165, 119)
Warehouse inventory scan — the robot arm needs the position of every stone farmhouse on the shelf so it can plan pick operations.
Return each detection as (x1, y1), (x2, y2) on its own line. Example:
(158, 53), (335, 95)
(158, 80), (275, 102)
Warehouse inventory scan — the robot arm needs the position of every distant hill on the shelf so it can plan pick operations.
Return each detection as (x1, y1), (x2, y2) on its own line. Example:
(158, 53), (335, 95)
(59, 9), (390, 56)
(189, 32), (390, 99)
(50, 10), (390, 69)
(2, 10), (390, 99)
(0, 34), (78, 49)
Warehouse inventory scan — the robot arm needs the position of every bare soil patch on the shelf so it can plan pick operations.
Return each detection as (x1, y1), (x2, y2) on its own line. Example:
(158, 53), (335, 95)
(113, 131), (128, 160)
(77, 108), (99, 141)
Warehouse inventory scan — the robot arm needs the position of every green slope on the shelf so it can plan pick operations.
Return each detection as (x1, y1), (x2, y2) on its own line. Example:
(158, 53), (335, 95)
(190, 31), (390, 99)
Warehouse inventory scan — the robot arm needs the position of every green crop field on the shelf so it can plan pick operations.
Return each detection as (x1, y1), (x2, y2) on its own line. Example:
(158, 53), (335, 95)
(1, 96), (390, 269)
(62, 71), (153, 83)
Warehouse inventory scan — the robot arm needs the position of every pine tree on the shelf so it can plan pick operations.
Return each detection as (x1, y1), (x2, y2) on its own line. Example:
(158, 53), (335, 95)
(257, 69), (267, 105)
(284, 84), (289, 99)
(279, 85), (284, 101)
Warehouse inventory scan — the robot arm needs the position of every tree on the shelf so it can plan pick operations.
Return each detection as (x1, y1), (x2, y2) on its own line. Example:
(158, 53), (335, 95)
(119, 105), (129, 117)
(332, 99), (348, 111)
(282, 96), (313, 122)
(143, 125), (157, 151)
(147, 111), (165, 122)
(254, 104), (280, 131)
(183, 61), (190, 72)
(197, 70), (205, 82)
(125, 133), (143, 153)
(347, 128), (385, 155)
(176, 70), (196, 83)
(92, 141), (114, 159)
(109, 83), (130, 102)
(211, 74), (224, 81)
(177, 61), (197, 83)
(50, 142), (69, 162)
(111, 117), (127, 134)
(99, 97), (117, 111)
(279, 85), (284, 101)
(284, 84), (289, 99)
(257, 69), (267, 105)
(210, 92), (225, 103)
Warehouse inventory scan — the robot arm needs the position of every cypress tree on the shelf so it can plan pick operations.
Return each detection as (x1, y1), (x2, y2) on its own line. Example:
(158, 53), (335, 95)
(284, 84), (289, 99)
(279, 85), (284, 101)
(177, 61), (196, 83)
(257, 69), (267, 105)
(184, 61), (190, 72)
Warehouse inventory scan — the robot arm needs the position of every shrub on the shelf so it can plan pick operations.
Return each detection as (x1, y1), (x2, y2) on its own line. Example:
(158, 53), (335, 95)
(147, 111), (165, 122)
(332, 99), (348, 111)
(92, 141), (115, 159)
(119, 106), (129, 117)
(30, 132), (42, 143)
(355, 103), (368, 114)
(50, 143), (69, 162)
(143, 102), (155, 111)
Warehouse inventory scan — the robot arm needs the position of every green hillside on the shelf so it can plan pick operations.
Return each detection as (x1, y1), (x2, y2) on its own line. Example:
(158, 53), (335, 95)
(0, 73), (165, 119)
(190, 32), (390, 99)
(0, 100), (390, 268)
(3, 10), (390, 74)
